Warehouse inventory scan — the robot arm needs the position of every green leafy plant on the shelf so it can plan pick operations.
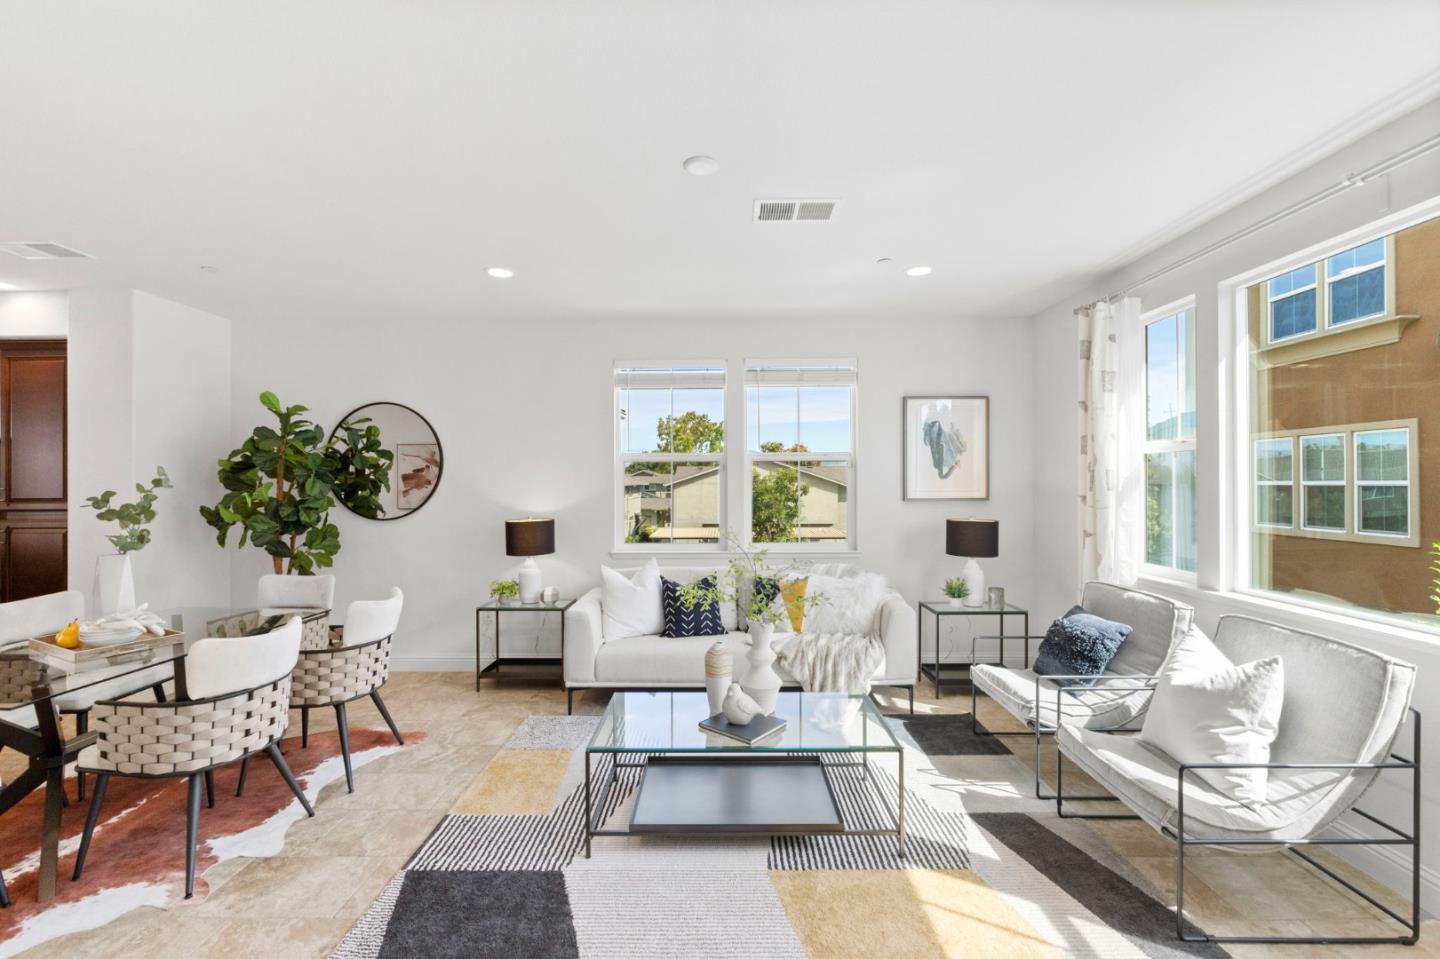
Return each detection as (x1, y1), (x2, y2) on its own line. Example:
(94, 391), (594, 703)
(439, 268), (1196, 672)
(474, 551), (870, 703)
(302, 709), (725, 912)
(490, 579), (519, 600)
(675, 530), (826, 629)
(329, 416), (394, 520)
(84, 467), (173, 553)
(1431, 542), (1439, 617)
(943, 577), (970, 600)
(200, 392), (392, 575)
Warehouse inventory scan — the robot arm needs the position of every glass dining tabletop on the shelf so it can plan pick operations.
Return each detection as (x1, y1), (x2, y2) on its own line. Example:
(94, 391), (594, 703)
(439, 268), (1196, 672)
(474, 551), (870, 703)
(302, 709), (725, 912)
(0, 606), (327, 712)
(588, 690), (900, 754)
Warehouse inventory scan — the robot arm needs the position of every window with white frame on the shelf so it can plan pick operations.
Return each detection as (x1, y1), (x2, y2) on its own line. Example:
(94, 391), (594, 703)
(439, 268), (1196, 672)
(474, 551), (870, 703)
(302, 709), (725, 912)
(1142, 303), (1196, 573)
(1250, 421), (1417, 545)
(744, 360), (856, 547)
(614, 364), (726, 547)
(1264, 236), (1393, 343)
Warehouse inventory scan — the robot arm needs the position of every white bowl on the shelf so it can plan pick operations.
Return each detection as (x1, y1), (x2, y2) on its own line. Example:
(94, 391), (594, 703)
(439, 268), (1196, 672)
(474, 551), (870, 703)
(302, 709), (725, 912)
(78, 625), (144, 646)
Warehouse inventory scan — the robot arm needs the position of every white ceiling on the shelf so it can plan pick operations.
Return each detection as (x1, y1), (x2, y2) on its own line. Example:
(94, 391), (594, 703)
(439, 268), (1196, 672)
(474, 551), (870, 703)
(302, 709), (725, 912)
(1, 1), (1438, 324)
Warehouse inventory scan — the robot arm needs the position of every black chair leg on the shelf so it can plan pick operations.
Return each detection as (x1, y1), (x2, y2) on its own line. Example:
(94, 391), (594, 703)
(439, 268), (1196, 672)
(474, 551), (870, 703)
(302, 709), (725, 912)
(235, 756), (250, 797)
(0, 867), (8, 908)
(335, 703), (354, 793)
(266, 743), (314, 817)
(72, 773), (110, 881)
(184, 773), (202, 899)
(370, 690), (404, 745)
(75, 711), (89, 802)
(152, 683), (167, 703)
(301, 707), (309, 749)
(204, 769), (215, 808)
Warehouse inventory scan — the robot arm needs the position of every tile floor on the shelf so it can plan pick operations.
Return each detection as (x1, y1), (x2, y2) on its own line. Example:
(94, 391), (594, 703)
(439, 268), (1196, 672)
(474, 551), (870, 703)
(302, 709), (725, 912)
(4, 670), (1435, 958)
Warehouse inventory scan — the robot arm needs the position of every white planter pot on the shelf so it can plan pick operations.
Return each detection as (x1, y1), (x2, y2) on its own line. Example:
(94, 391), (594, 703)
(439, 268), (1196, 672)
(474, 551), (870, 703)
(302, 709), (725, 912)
(93, 553), (136, 617)
(740, 622), (782, 716)
(948, 596), (964, 608)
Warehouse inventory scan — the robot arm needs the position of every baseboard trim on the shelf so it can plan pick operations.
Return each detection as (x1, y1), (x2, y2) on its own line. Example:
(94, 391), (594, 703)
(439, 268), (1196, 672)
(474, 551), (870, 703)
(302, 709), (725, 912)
(392, 657), (478, 672)
(1326, 815), (1436, 919)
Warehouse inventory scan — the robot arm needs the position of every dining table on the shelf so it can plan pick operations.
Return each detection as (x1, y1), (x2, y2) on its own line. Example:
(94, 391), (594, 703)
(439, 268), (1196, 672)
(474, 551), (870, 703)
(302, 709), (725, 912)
(0, 605), (328, 902)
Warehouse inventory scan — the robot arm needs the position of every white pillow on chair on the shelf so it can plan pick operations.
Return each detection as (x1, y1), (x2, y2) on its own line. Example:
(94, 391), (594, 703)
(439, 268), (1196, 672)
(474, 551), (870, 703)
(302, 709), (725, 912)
(1139, 627), (1284, 803)
(600, 559), (663, 641)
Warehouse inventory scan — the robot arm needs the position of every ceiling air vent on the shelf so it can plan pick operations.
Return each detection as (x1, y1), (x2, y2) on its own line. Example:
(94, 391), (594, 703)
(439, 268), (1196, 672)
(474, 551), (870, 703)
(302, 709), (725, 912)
(753, 199), (839, 222)
(0, 241), (93, 260)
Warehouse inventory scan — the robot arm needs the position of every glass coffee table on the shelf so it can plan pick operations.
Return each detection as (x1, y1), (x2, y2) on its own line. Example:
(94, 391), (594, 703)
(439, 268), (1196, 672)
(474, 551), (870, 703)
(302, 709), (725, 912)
(583, 691), (905, 858)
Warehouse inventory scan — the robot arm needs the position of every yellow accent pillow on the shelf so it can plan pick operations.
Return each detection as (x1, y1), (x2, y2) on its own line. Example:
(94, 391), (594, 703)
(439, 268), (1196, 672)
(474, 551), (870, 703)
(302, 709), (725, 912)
(779, 577), (808, 633)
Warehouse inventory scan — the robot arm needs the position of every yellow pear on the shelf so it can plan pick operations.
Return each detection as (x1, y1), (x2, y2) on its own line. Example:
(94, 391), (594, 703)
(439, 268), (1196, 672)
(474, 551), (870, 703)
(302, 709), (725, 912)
(55, 620), (81, 649)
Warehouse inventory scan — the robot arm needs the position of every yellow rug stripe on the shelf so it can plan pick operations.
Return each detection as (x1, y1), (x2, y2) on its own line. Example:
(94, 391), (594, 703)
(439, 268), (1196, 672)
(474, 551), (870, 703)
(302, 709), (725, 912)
(450, 749), (573, 815)
(770, 869), (1062, 959)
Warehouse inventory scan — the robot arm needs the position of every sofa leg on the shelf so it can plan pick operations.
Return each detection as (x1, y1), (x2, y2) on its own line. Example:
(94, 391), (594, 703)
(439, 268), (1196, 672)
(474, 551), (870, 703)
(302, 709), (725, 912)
(907, 685), (914, 715)
(567, 688), (574, 715)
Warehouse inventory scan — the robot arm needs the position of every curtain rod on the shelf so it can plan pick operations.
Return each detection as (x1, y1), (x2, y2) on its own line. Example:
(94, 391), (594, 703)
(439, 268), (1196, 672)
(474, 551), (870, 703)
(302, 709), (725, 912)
(1073, 131), (1440, 315)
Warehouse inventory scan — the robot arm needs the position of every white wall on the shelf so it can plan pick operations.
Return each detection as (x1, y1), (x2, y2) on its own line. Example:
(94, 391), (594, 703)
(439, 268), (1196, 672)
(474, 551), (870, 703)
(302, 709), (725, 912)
(226, 313), (1036, 669)
(1029, 97), (1440, 908)
(66, 288), (231, 611)
(0, 291), (68, 337)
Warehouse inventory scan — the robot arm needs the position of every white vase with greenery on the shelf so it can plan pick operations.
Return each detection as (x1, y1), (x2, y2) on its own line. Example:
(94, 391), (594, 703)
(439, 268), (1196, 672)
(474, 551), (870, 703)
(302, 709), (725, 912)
(84, 467), (171, 616)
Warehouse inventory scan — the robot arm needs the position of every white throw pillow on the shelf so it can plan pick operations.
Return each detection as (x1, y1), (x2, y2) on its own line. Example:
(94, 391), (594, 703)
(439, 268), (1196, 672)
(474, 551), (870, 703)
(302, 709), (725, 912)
(600, 559), (663, 641)
(1139, 627), (1284, 803)
(801, 572), (888, 636)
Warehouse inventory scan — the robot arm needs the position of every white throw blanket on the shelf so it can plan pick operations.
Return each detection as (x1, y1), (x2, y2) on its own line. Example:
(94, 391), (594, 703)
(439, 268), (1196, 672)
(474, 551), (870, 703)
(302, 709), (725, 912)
(774, 631), (884, 694)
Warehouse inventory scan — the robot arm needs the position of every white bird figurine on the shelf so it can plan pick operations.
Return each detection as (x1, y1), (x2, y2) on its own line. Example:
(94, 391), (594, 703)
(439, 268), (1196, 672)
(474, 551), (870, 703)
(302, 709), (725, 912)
(722, 683), (765, 725)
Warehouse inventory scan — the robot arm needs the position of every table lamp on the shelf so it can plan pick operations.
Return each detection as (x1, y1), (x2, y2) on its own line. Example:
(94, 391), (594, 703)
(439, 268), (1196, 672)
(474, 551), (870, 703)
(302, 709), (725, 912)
(946, 518), (998, 608)
(506, 517), (555, 604)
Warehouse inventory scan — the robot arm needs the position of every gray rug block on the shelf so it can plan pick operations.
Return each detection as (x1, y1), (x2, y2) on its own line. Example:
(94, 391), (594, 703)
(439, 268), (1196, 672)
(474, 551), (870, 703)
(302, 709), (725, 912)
(378, 870), (579, 959)
(888, 712), (1012, 756)
(505, 715), (601, 750)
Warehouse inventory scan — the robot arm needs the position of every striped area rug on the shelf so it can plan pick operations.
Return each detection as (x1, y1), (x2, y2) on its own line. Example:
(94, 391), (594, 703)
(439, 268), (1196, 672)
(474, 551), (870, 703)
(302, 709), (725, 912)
(333, 709), (1230, 959)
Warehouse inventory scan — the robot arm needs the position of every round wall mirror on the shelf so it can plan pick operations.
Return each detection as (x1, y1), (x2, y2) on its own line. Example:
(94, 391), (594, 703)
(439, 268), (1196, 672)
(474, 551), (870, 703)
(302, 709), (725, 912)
(330, 402), (443, 520)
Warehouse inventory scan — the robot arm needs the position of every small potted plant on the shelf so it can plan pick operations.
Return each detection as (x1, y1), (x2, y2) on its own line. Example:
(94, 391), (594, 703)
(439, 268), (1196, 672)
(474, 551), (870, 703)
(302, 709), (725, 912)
(943, 577), (970, 608)
(490, 579), (520, 606)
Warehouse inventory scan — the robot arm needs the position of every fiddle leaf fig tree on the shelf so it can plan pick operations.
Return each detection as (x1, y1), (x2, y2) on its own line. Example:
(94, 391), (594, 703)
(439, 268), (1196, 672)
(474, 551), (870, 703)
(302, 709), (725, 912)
(200, 391), (392, 574)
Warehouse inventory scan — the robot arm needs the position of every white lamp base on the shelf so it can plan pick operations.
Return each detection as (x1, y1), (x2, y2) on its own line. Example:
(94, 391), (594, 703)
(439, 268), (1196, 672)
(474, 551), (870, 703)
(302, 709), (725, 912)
(960, 558), (985, 607)
(518, 558), (542, 604)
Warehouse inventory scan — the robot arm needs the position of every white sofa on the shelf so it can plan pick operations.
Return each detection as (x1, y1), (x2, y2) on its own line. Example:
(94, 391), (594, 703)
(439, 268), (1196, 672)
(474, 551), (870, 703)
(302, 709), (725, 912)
(563, 563), (917, 713)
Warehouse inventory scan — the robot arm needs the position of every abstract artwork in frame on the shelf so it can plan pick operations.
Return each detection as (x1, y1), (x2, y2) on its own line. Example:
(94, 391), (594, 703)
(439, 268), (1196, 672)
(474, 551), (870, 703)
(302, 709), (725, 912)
(903, 396), (989, 500)
(395, 443), (442, 511)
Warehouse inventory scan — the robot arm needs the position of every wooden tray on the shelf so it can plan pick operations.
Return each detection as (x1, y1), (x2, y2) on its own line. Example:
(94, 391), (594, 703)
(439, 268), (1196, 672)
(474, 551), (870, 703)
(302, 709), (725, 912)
(28, 626), (184, 671)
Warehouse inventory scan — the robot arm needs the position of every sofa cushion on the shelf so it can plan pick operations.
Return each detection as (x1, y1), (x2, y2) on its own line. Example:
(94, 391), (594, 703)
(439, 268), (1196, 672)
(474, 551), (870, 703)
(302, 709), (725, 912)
(1058, 724), (1358, 842)
(601, 560), (663, 641)
(1079, 582), (1192, 677)
(970, 664), (1151, 731)
(1033, 606), (1131, 688)
(1140, 627), (1284, 802)
(803, 572), (887, 636)
(595, 631), (798, 685)
(660, 576), (726, 638)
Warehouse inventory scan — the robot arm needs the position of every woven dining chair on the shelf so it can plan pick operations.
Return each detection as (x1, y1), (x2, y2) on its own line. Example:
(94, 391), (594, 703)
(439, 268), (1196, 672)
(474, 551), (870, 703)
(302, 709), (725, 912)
(241, 588), (404, 795)
(72, 617), (313, 899)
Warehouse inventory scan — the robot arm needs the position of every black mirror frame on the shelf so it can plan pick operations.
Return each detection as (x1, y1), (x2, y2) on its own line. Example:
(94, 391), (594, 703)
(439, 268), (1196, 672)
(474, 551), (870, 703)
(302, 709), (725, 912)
(329, 401), (444, 521)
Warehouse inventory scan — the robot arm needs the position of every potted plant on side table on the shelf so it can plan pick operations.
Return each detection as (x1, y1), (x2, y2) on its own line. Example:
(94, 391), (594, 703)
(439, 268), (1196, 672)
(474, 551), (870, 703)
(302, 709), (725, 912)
(490, 579), (520, 606)
(84, 466), (172, 615)
(943, 577), (970, 608)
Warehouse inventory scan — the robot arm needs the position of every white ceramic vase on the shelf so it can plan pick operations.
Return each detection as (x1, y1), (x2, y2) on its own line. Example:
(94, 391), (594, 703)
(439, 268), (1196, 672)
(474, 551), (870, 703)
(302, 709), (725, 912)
(741, 621), (782, 716)
(704, 641), (732, 716)
(93, 552), (136, 617)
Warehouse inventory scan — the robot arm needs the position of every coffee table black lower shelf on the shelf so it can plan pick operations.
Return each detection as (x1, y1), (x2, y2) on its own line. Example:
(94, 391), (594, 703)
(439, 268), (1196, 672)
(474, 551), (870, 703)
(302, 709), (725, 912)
(630, 756), (844, 833)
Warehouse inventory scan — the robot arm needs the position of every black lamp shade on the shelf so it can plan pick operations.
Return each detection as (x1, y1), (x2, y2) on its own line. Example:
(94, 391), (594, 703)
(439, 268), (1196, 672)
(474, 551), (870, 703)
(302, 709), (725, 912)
(946, 518), (998, 558)
(506, 518), (555, 557)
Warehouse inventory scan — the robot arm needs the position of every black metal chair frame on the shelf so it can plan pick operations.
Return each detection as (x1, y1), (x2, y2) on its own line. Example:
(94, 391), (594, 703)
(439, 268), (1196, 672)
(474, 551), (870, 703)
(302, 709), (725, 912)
(238, 632), (404, 797)
(1055, 694), (1422, 946)
(71, 673), (315, 900)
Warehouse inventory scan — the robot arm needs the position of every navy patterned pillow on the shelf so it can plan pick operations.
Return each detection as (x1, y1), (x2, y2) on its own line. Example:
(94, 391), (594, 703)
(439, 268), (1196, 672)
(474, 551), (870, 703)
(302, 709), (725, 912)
(1033, 605), (1131, 688)
(661, 576), (726, 638)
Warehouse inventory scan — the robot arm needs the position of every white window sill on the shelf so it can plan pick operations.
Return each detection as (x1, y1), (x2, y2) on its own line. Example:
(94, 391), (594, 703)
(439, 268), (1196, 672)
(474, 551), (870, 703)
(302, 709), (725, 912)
(1133, 575), (1440, 657)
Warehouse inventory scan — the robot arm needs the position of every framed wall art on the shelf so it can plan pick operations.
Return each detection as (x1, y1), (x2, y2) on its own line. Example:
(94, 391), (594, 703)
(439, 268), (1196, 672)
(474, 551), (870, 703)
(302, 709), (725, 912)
(903, 395), (989, 500)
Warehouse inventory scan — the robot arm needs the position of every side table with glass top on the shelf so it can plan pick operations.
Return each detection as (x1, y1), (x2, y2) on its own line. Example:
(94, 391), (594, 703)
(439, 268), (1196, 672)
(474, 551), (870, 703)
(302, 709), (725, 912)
(916, 601), (1031, 697)
(473, 599), (575, 691)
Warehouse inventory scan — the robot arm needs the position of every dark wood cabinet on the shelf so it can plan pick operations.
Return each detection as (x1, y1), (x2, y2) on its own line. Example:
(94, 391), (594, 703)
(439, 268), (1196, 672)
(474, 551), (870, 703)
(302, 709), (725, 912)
(0, 341), (67, 601)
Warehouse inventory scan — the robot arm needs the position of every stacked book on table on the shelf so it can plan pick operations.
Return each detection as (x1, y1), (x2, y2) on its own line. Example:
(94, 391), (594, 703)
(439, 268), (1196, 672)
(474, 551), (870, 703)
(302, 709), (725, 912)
(699, 712), (787, 745)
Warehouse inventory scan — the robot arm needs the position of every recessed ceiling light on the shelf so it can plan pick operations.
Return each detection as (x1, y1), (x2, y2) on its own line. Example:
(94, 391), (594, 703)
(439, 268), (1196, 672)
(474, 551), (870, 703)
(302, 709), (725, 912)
(906, 266), (932, 277)
(682, 155), (719, 177)
(486, 267), (514, 279)
(0, 282), (17, 291)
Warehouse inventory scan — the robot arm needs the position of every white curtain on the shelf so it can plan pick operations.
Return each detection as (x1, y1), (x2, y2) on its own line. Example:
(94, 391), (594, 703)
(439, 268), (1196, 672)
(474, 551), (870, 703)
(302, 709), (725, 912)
(1079, 298), (1141, 585)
